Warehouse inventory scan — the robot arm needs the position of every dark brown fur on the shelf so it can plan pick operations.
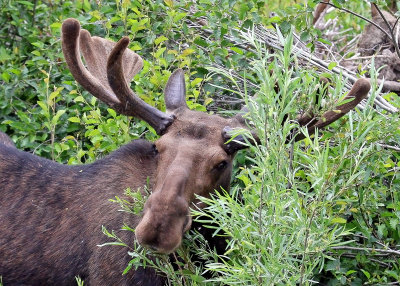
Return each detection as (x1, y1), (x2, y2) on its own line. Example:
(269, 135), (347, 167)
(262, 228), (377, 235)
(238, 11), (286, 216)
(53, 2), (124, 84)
(0, 140), (163, 285)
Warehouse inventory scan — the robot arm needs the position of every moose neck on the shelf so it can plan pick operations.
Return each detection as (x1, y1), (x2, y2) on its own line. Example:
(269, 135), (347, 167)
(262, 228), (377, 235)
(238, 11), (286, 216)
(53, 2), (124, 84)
(78, 139), (159, 197)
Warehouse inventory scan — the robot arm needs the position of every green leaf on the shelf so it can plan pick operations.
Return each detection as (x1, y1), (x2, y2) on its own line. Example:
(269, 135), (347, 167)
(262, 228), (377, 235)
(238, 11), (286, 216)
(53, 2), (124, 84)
(190, 274), (205, 283)
(300, 31), (310, 42)
(182, 48), (195, 56)
(190, 78), (203, 87)
(154, 36), (168, 45)
(154, 47), (166, 58)
(173, 12), (187, 23)
(107, 109), (117, 118)
(328, 62), (337, 70)
(194, 37), (208, 47)
(361, 269), (371, 279)
(17, 1), (34, 7)
(50, 22), (62, 30)
(280, 21), (291, 34)
(2, 72), (11, 82)
(52, 110), (66, 125)
(37, 101), (49, 114)
(269, 16), (281, 23)
(230, 46), (243, 55)
(68, 117), (81, 123)
(83, 0), (91, 12)
(0, 47), (12, 63)
(389, 218), (398, 230)
(331, 217), (347, 224)
(164, 0), (173, 8)
(74, 96), (85, 103)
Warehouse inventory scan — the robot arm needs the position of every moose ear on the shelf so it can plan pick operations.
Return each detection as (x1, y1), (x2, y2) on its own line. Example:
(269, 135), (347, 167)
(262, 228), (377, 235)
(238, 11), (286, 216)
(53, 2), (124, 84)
(164, 69), (188, 112)
(371, 3), (378, 18)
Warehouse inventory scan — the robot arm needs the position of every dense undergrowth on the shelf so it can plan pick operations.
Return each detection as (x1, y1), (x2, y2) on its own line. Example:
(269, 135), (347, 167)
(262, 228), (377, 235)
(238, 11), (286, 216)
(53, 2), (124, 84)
(1, 0), (400, 285)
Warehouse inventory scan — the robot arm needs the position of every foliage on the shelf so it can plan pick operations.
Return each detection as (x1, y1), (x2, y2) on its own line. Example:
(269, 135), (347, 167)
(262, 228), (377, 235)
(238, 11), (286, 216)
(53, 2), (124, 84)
(1, 0), (400, 285)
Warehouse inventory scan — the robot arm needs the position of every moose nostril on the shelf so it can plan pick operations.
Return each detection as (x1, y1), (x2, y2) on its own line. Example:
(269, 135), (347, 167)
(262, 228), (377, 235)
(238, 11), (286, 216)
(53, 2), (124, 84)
(182, 216), (192, 233)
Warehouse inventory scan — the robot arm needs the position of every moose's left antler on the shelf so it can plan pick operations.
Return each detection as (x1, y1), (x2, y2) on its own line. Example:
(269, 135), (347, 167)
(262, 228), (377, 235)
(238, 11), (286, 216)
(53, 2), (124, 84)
(222, 78), (370, 152)
(292, 78), (370, 141)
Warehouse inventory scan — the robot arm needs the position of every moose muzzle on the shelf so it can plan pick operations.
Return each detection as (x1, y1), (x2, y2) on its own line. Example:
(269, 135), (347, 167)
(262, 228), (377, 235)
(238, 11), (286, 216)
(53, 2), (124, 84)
(135, 172), (192, 254)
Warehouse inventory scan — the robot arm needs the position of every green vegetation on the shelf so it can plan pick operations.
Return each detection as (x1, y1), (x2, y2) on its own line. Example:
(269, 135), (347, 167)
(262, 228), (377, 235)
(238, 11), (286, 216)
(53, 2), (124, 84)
(1, 0), (400, 285)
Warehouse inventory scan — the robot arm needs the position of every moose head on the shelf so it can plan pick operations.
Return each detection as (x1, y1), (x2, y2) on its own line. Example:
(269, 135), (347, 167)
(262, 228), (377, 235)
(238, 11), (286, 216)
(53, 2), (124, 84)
(62, 18), (252, 254)
(61, 18), (370, 253)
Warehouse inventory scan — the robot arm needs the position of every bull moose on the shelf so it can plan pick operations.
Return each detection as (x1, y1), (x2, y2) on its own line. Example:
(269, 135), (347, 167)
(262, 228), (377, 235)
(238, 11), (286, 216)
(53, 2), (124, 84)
(0, 18), (370, 285)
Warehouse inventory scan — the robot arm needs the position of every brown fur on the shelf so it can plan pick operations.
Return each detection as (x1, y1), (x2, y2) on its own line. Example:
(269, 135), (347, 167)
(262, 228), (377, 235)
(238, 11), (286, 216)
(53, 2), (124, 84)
(135, 108), (240, 253)
(0, 140), (160, 285)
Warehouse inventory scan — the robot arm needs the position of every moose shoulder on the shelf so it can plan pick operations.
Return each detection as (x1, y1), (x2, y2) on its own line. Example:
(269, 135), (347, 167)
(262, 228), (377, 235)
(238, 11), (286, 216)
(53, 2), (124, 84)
(0, 139), (159, 285)
(0, 18), (370, 285)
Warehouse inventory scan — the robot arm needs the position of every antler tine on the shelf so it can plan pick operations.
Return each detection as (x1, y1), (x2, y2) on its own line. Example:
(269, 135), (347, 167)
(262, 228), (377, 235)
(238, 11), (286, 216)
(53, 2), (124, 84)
(293, 78), (370, 142)
(107, 38), (174, 135)
(61, 18), (120, 108)
(79, 29), (143, 90)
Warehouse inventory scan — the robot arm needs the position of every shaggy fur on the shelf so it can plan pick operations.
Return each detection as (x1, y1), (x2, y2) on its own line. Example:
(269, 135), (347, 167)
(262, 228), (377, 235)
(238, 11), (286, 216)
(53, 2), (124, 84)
(0, 140), (163, 285)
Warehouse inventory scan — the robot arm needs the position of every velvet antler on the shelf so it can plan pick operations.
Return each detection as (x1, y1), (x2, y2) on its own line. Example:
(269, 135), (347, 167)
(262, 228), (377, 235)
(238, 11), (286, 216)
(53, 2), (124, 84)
(292, 78), (370, 141)
(222, 78), (370, 152)
(61, 18), (174, 135)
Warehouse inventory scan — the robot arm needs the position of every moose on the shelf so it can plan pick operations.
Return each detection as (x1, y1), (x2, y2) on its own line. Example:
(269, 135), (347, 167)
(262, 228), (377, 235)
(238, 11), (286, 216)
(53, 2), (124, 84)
(0, 18), (370, 285)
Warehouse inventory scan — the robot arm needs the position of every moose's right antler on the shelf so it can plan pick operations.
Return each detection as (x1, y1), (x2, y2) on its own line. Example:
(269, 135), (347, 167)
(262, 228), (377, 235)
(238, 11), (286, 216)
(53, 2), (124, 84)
(61, 18), (174, 135)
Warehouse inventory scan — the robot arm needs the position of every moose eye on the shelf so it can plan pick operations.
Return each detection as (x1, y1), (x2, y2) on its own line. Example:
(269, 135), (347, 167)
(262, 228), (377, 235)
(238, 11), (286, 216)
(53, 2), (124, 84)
(215, 161), (228, 171)
(152, 144), (159, 155)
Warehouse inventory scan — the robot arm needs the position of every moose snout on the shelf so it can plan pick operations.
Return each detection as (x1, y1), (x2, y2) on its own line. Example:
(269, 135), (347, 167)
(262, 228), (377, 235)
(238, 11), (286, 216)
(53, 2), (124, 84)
(135, 213), (192, 254)
(135, 194), (191, 254)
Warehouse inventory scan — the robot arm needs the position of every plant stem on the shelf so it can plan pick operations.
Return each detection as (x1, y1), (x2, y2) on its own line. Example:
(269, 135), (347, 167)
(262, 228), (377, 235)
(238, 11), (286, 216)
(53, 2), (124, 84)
(331, 246), (400, 256)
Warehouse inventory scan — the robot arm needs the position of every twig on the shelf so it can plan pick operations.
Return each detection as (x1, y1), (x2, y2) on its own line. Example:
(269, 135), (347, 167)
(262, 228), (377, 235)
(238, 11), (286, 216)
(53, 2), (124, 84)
(378, 143), (400, 151)
(319, 1), (393, 40)
(320, 1), (400, 62)
(333, 253), (392, 267)
(342, 55), (389, 61)
(172, 252), (187, 286)
(331, 245), (400, 256)
(183, 8), (398, 113)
